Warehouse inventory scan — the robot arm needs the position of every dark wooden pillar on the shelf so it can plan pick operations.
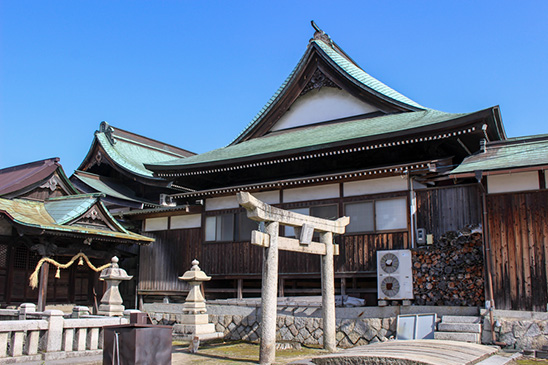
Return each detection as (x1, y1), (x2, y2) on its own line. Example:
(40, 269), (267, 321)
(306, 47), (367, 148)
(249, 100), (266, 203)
(37, 262), (50, 312)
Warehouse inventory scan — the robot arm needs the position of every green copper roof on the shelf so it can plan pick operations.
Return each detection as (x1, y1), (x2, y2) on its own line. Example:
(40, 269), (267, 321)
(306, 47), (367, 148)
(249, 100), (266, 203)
(451, 135), (548, 174)
(44, 195), (98, 224)
(313, 40), (424, 109)
(0, 197), (154, 243)
(232, 36), (425, 144)
(151, 109), (471, 169)
(96, 133), (184, 178)
(72, 171), (157, 206)
(78, 122), (194, 179)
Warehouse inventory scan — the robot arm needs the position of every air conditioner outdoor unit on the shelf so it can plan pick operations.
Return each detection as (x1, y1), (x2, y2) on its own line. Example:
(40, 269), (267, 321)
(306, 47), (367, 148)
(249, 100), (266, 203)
(377, 249), (413, 300)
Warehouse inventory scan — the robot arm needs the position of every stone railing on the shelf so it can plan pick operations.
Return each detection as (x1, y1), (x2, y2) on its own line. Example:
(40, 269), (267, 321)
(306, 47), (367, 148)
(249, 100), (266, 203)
(0, 304), (129, 363)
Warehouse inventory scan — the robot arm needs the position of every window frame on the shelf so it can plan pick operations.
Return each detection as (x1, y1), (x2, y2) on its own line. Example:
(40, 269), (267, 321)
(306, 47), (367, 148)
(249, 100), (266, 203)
(204, 209), (260, 243)
(343, 196), (408, 234)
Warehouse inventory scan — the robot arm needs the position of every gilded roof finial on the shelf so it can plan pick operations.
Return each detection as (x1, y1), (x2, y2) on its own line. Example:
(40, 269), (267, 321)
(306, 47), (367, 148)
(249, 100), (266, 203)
(310, 20), (333, 47)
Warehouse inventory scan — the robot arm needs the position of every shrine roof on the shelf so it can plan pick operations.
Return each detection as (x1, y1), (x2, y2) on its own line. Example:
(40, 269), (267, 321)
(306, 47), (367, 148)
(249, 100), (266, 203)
(71, 170), (158, 207)
(231, 24), (425, 144)
(451, 134), (548, 175)
(148, 108), (489, 171)
(78, 122), (195, 179)
(0, 158), (77, 196)
(0, 197), (154, 244)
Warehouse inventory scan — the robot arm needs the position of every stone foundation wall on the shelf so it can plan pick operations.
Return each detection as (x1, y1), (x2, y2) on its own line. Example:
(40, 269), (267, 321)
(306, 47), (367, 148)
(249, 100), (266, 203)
(482, 310), (548, 350)
(206, 313), (397, 348)
(144, 303), (475, 349)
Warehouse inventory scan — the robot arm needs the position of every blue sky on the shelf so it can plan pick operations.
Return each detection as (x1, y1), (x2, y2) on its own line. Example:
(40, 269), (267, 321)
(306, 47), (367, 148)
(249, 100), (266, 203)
(1, 1), (547, 174)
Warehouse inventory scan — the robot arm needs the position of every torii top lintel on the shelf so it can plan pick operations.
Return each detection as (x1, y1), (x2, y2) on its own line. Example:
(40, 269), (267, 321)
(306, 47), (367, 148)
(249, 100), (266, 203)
(237, 191), (349, 235)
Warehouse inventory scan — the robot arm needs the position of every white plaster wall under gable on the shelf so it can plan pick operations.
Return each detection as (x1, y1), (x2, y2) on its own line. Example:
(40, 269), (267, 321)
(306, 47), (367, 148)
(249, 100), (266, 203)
(487, 171), (539, 194)
(283, 184), (339, 203)
(253, 190), (280, 205)
(170, 214), (202, 229)
(205, 195), (240, 211)
(143, 217), (168, 232)
(270, 88), (378, 131)
(343, 176), (408, 197)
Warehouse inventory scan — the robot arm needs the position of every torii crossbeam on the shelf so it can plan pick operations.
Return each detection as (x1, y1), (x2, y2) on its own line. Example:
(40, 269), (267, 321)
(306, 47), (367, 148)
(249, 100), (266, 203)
(237, 192), (350, 365)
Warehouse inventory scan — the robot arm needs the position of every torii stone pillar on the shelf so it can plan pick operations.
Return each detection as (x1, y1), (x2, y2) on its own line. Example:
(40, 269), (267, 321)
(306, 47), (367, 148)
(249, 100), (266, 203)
(98, 256), (133, 316)
(237, 192), (349, 365)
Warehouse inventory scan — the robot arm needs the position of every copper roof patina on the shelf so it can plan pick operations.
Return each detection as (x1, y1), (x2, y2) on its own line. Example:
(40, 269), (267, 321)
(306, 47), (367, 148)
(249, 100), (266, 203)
(0, 197), (154, 244)
(78, 122), (195, 179)
(72, 170), (159, 207)
(148, 109), (478, 170)
(230, 23), (425, 145)
(451, 134), (548, 175)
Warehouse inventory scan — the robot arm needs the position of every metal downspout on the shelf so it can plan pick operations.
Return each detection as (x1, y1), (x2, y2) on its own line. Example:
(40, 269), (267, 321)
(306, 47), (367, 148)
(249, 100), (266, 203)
(477, 176), (500, 345)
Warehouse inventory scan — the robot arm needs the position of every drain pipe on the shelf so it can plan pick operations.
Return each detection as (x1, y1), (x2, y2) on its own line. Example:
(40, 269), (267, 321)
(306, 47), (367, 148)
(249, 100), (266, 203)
(476, 171), (504, 346)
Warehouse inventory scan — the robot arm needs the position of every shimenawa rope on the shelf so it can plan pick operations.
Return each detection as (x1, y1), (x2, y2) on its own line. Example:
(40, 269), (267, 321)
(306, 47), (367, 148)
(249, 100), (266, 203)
(29, 252), (111, 289)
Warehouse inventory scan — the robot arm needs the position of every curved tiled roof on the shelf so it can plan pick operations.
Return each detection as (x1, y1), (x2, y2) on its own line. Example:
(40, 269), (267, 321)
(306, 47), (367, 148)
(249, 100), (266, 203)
(78, 122), (194, 179)
(451, 134), (548, 174)
(150, 109), (471, 169)
(231, 34), (425, 144)
(0, 197), (154, 243)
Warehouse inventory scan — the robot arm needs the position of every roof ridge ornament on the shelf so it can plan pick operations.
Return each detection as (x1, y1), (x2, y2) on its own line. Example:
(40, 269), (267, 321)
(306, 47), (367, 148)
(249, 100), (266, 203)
(310, 20), (334, 47)
(99, 121), (117, 145)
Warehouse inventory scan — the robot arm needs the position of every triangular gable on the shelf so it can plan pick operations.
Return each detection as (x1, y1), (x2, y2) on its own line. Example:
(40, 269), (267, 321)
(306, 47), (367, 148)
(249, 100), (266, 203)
(0, 158), (79, 200)
(45, 194), (130, 233)
(231, 23), (425, 144)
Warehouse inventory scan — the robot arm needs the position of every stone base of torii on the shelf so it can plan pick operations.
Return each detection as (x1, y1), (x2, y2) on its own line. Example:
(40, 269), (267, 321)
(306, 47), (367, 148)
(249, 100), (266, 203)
(237, 192), (349, 365)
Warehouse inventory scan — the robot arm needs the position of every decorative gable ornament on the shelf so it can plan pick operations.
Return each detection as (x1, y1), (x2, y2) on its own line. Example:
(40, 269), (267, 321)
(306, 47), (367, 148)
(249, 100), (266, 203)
(300, 69), (340, 97)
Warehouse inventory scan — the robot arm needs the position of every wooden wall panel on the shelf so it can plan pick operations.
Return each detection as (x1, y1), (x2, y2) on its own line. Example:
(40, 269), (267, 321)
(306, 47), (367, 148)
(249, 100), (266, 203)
(339, 232), (408, 272)
(416, 185), (482, 240)
(487, 191), (548, 311)
(139, 228), (409, 293)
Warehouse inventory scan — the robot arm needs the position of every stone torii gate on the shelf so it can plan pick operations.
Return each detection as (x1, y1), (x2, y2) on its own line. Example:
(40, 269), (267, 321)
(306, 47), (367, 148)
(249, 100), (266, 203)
(237, 192), (349, 365)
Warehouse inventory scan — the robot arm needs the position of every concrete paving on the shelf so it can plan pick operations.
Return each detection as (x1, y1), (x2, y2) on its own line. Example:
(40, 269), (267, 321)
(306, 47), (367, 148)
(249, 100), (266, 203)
(15, 340), (519, 365)
(294, 339), (500, 365)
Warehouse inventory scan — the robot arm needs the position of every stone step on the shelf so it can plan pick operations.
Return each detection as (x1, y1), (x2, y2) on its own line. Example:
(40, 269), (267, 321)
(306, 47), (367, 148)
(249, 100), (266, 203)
(434, 331), (480, 343)
(441, 315), (481, 324)
(438, 323), (482, 333)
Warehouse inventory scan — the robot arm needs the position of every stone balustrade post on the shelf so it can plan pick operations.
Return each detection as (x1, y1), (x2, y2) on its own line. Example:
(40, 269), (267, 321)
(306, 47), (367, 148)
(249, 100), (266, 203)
(43, 310), (65, 353)
(71, 306), (91, 318)
(18, 303), (36, 320)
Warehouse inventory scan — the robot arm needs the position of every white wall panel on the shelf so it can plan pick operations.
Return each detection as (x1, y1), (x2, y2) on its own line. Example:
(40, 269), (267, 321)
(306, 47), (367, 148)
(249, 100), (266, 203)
(271, 88), (378, 131)
(144, 217), (168, 232)
(487, 171), (539, 194)
(283, 184), (339, 203)
(344, 176), (408, 197)
(170, 214), (202, 229)
(205, 195), (239, 211)
(253, 190), (280, 205)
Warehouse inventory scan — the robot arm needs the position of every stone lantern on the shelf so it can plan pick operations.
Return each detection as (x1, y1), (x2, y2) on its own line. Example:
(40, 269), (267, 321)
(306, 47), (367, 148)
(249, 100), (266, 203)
(98, 256), (133, 316)
(176, 259), (222, 340)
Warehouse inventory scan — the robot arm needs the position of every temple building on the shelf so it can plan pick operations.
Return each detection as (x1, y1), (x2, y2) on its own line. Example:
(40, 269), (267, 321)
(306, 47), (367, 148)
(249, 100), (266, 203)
(3, 24), (547, 312)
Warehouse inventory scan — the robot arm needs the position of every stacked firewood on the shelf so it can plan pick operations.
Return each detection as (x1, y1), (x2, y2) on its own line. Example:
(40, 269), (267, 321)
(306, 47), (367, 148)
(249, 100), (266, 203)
(412, 226), (485, 306)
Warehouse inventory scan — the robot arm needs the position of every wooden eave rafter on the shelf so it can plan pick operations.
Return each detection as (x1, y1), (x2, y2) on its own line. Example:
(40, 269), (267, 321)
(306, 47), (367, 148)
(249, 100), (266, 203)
(234, 43), (417, 143)
(169, 158), (451, 201)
